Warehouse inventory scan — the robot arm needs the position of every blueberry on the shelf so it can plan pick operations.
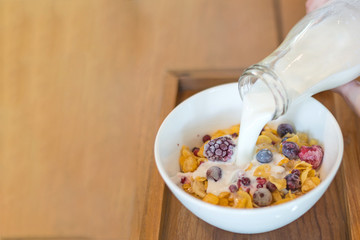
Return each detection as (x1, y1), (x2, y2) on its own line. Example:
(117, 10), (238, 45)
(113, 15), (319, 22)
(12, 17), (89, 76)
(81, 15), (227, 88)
(206, 166), (222, 182)
(282, 141), (299, 159)
(256, 149), (273, 163)
(253, 188), (272, 206)
(277, 123), (295, 138)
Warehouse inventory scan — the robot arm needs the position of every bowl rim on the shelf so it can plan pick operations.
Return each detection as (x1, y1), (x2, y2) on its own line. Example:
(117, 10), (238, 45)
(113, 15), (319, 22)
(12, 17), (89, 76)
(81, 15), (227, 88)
(154, 82), (344, 214)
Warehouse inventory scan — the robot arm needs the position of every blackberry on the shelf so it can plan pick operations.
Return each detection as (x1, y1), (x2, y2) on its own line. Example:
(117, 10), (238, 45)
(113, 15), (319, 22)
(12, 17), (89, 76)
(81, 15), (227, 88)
(282, 141), (299, 159)
(285, 172), (301, 191)
(204, 136), (235, 162)
(277, 123), (295, 138)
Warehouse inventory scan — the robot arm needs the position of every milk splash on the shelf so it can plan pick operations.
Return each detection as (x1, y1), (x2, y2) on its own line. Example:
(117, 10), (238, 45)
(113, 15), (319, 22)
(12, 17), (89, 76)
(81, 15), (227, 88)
(236, 80), (275, 166)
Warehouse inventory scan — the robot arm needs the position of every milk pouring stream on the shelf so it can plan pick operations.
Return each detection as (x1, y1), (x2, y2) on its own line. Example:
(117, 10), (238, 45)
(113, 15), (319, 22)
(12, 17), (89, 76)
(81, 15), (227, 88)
(236, 0), (360, 165)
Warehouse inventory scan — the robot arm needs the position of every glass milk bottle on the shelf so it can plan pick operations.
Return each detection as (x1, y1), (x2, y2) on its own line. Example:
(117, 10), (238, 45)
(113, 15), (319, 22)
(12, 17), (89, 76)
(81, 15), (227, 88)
(235, 0), (360, 165)
(238, 0), (360, 120)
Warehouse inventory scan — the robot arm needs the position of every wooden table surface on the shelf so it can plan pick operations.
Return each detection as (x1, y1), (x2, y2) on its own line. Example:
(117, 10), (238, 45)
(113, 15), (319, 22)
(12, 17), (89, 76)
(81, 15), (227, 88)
(1, 1), (359, 239)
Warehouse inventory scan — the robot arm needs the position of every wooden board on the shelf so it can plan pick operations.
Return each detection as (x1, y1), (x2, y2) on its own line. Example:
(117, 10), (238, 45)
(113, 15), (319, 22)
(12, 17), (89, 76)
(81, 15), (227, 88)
(157, 70), (357, 239)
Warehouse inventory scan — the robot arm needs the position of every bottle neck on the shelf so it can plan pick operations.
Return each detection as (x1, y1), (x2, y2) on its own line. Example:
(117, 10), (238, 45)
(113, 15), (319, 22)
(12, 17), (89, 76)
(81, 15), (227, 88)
(238, 64), (289, 120)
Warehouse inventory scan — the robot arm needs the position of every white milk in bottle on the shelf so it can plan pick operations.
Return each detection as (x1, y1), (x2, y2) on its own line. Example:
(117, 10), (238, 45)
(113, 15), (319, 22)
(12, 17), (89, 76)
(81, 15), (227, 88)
(236, 0), (360, 165)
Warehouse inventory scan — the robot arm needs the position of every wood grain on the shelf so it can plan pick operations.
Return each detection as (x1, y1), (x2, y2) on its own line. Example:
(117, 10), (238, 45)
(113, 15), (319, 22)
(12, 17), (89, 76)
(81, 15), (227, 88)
(0, 0), (282, 239)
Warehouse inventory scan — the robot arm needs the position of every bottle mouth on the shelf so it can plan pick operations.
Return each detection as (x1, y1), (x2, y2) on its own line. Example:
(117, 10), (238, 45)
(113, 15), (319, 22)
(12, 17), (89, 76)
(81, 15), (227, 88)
(238, 64), (289, 120)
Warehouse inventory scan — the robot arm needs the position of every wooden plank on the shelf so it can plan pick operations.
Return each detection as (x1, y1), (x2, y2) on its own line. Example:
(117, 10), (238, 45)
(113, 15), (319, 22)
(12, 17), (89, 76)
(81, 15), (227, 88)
(139, 73), (178, 240)
(0, 0), (281, 239)
(333, 93), (360, 240)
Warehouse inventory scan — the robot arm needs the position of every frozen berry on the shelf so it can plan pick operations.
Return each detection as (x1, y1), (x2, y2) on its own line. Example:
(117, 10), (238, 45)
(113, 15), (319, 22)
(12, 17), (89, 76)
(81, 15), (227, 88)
(202, 134), (211, 143)
(266, 181), (277, 192)
(192, 147), (200, 157)
(231, 132), (238, 138)
(285, 172), (301, 191)
(256, 149), (273, 163)
(229, 184), (238, 193)
(180, 176), (187, 184)
(298, 145), (324, 169)
(253, 188), (272, 206)
(238, 177), (251, 187)
(256, 184), (264, 188)
(204, 136), (235, 162)
(291, 169), (300, 176)
(256, 177), (267, 185)
(277, 123), (295, 137)
(282, 141), (299, 159)
(206, 166), (222, 182)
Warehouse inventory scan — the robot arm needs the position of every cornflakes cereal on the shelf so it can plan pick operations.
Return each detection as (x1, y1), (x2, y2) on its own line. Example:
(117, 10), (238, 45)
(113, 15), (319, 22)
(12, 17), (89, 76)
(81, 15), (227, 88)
(177, 123), (323, 208)
(253, 164), (271, 178)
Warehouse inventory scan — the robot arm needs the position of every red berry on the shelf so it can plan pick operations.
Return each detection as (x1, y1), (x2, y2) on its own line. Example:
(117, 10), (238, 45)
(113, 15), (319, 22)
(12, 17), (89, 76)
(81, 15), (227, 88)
(192, 147), (200, 157)
(257, 184), (264, 188)
(256, 177), (267, 185)
(180, 176), (187, 184)
(298, 145), (324, 169)
(202, 134), (211, 143)
(229, 184), (238, 193)
(238, 177), (251, 187)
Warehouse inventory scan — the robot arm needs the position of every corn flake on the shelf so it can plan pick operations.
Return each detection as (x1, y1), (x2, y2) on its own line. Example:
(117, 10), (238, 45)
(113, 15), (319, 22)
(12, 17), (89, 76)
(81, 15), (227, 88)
(256, 135), (272, 144)
(253, 164), (271, 178)
(235, 190), (253, 209)
(286, 135), (300, 145)
(203, 193), (219, 205)
(271, 190), (282, 202)
(245, 163), (253, 171)
(294, 161), (313, 170)
(211, 130), (227, 139)
(269, 176), (287, 190)
(277, 157), (289, 166)
(261, 131), (281, 143)
(301, 177), (321, 193)
(219, 198), (229, 206)
(272, 198), (292, 205)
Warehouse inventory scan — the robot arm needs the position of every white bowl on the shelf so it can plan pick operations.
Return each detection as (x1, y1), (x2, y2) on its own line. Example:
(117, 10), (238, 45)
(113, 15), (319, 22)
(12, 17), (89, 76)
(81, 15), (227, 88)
(154, 83), (343, 234)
